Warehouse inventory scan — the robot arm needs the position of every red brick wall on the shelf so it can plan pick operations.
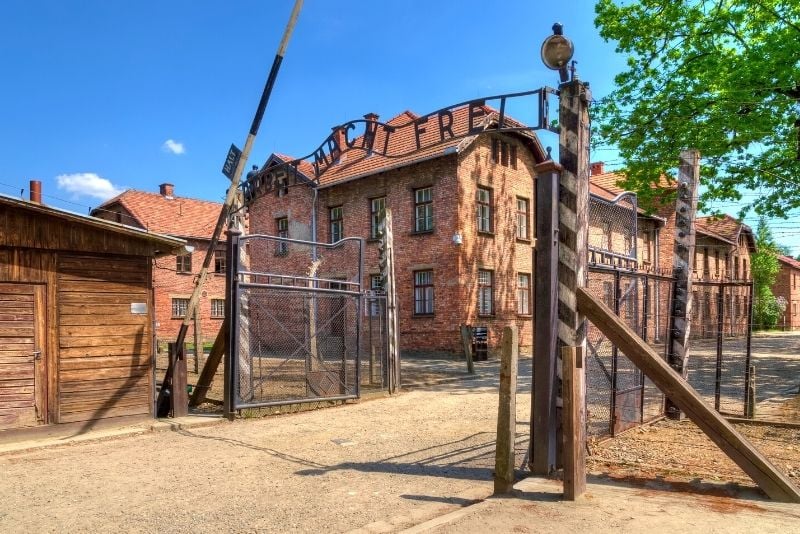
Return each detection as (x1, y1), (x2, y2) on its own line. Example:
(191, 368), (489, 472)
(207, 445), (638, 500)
(151, 238), (226, 343)
(773, 263), (800, 330)
(247, 132), (540, 355)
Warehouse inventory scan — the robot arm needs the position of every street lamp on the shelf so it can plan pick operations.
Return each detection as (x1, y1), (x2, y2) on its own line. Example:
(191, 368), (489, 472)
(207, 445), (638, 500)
(540, 23), (574, 83)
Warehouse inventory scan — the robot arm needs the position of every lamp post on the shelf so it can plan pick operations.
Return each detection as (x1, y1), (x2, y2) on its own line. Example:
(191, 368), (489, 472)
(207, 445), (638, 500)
(531, 24), (590, 498)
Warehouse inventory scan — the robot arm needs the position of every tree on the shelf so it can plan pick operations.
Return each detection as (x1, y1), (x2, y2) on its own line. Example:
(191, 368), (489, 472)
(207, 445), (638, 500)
(750, 216), (785, 328)
(594, 1), (800, 217)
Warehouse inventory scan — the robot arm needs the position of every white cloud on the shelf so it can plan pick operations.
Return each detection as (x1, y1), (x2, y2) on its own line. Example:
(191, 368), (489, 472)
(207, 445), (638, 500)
(56, 173), (124, 201)
(162, 139), (186, 155)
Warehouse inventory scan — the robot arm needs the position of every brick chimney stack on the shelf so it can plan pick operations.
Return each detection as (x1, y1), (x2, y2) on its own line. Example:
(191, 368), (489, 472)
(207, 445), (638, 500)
(331, 126), (347, 160)
(364, 112), (379, 123)
(29, 180), (42, 203)
(590, 162), (605, 176)
(159, 183), (174, 198)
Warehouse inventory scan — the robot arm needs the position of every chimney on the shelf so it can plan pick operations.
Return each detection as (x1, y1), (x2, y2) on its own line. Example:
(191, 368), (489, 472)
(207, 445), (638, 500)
(159, 183), (174, 198)
(590, 162), (605, 176)
(330, 125), (347, 161)
(29, 180), (42, 204)
(363, 112), (379, 123)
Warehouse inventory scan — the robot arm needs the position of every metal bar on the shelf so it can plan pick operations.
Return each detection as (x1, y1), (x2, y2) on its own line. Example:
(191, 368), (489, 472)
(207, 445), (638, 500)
(610, 269), (621, 436)
(224, 229), (241, 420)
(714, 287), (725, 412)
(240, 272), (359, 288)
(234, 395), (358, 410)
(743, 281), (755, 416)
(237, 282), (361, 296)
(239, 234), (363, 248)
(641, 276), (650, 423)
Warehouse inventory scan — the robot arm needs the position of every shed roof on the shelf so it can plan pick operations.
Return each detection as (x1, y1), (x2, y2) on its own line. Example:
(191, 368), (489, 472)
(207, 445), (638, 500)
(1, 194), (185, 255)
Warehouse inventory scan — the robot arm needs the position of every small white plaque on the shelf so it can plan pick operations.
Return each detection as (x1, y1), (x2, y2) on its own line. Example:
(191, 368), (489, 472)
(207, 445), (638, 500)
(131, 302), (147, 314)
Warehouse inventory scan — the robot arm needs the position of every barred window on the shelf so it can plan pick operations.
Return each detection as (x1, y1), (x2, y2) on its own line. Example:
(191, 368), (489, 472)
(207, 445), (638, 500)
(330, 206), (343, 243)
(476, 187), (492, 233)
(370, 197), (385, 239)
(414, 271), (434, 315)
(517, 273), (531, 315)
(211, 299), (225, 319)
(276, 217), (288, 255)
(171, 298), (189, 318)
(516, 198), (529, 240)
(176, 253), (192, 273)
(414, 187), (433, 232)
(478, 269), (493, 316)
(213, 248), (225, 274)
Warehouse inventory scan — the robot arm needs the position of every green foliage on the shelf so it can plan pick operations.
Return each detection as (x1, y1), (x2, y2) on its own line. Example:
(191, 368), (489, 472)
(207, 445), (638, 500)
(593, 0), (800, 217)
(751, 216), (785, 328)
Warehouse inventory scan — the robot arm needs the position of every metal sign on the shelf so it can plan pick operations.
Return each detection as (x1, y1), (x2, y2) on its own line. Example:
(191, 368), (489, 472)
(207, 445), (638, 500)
(241, 87), (558, 205)
(222, 144), (242, 180)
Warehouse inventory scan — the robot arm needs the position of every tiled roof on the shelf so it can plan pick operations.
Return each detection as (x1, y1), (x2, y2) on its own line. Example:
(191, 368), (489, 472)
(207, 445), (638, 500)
(267, 106), (546, 190)
(94, 190), (222, 240)
(589, 174), (660, 219)
(695, 214), (755, 252)
(778, 255), (800, 270)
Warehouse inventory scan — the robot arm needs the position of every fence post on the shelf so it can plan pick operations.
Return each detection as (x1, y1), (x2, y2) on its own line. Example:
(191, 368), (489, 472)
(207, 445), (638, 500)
(746, 365), (756, 418)
(223, 228), (241, 420)
(562, 345), (586, 500)
(555, 78), (591, 469)
(531, 160), (561, 475)
(666, 149), (700, 419)
(714, 287), (725, 412)
(494, 325), (519, 494)
(460, 324), (475, 374)
(168, 342), (189, 418)
(743, 281), (755, 416)
(379, 209), (400, 392)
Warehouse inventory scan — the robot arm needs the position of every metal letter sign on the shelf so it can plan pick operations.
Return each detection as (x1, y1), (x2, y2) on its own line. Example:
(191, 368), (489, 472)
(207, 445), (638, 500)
(241, 88), (558, 206)
(222, 144), (243, 180)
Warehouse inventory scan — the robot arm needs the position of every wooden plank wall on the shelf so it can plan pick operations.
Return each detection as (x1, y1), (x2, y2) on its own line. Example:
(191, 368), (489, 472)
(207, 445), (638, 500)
(0, 284), (37, 428)
(57, 254), (153, 423)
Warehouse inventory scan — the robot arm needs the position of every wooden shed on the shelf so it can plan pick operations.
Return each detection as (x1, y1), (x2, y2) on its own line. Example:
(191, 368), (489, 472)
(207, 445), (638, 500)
(0, 194), (185, 431)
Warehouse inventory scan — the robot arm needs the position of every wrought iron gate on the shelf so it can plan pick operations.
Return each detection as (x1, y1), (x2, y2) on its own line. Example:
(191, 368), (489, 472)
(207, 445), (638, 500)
(226, 233), (381, 410)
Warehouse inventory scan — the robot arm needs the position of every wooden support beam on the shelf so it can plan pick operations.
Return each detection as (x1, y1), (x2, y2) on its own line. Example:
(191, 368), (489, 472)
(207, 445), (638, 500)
(562, 345), (586, 500)
(531, 160), (561, 475)
(666, 149), (700, 418)
(169, 342), (188, 418)
(188, 319), (227, 407)
(494, 326), (518, 494)
(577, 287), (800, 503)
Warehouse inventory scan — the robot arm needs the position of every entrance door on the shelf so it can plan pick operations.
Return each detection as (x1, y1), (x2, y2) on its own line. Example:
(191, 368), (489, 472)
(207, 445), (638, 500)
(0, 283), (46, 430)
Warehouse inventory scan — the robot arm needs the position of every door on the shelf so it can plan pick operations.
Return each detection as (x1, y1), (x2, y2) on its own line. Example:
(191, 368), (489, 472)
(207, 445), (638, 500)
(0, 283), (46, 429)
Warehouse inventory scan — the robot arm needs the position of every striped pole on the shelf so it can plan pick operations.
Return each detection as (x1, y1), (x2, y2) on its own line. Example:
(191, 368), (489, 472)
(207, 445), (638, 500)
(557, 79), (591, 467)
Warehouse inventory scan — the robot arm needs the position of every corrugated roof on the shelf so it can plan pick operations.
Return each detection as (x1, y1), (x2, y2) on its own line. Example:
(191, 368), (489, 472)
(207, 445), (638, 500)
(0, 193), (185, 253)
(94, 189), (222, 240)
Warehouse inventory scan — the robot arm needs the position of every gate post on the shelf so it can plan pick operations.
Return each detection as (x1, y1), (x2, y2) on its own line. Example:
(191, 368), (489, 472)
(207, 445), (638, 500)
(666, 149), (700, 419)
(379, 209), (399, 392)
(555, 78), (591, 470)
(223, 228), (242, 420)
(531, 160), (560, 475)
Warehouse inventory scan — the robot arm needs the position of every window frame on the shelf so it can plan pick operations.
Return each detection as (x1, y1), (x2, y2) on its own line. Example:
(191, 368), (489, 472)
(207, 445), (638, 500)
(276, 217), (289, 256)
(517, 273), (531, 316)
(213, 248), (226, 274)
(515, 197), (529, 241)
(171, 297), (189, 319)
(369, 197), (386, 240)
(211, 298), (225, 319)
(329, 206), (343, 243)
(476, 186), (493, 234)
(413, 186), (434, 233)
(478, 269), (494, 316)
(413, 270), (434, 316)
(176, 253), (192, 274)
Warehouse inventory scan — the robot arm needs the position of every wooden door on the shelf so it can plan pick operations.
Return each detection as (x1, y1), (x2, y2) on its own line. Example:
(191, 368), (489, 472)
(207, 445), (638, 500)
(0, 283), (46, 429)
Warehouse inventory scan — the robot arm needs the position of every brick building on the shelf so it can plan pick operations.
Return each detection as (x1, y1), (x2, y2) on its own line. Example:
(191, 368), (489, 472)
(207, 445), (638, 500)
(773, 255), (800, 330)
(246, 106), (548, 353)
(92, 184), (226, 344)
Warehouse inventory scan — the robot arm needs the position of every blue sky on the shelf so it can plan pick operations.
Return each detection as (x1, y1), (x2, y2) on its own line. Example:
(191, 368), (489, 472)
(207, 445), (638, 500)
(1, 1), (796, 253)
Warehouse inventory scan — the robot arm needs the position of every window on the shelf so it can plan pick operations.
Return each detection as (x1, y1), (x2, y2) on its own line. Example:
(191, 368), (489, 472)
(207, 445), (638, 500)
(329, 206), (343, 243)
(414, 187), (433, 232)
(368, 275), (384, 316)
(703, 247), (710, 277)
(734, 256), (739, 279)
(476, 187), (492, 233)
(510, 145), (518, 169)
(517, 273), (531, 315)
(742, 258), (748, 279)
(413, 271), (434, 315)
(370, 274), (384, 291)
(276, 217), (288, 255)
(176, 253), (192, 273)
(642, 231), (652, 263)
(370, 197), (385, 239)
(491, 139), (516, 168)
(794, 302), (798, 316)
(214, 248), (225, 274)
(516, 198), (529, 240)
(171, 298), (189, 318)
(715, 250), (720, 276)
(478, 269), (493, 315)
(211, 299), (225, 319)
(794, 273), (797, 289)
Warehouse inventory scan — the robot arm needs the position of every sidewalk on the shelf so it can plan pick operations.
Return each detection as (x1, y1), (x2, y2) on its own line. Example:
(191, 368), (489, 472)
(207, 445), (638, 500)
(400, 477), (800, 534)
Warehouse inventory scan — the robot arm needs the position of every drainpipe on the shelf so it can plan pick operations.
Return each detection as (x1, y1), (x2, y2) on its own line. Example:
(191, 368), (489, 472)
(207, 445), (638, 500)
(311, 187), (318, 261)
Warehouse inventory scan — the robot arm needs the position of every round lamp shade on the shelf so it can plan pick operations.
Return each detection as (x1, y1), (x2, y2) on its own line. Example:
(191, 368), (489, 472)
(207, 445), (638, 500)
(540, 34), (574, 70)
